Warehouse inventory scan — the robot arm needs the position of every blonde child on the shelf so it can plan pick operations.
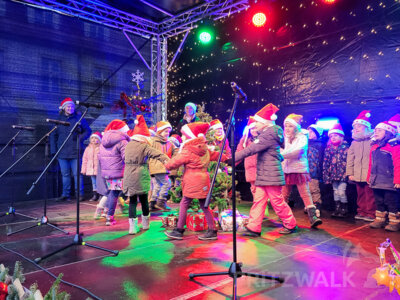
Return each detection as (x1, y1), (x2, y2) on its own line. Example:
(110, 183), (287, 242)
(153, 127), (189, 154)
(81, 132), (102, 201)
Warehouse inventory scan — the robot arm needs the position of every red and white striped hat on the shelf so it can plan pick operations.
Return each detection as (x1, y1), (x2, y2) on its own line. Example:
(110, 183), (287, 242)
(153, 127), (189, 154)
(375, 121), (397, 135)
(328, 123), (344, 137)
(59, 97), (74, 110)
(104, 119), (129, 133)
(210, 119), (224, 131)
(181, 122), (210, 140)
(156, 121), (172, 133)
(353, 110), (372, 129)
(388, 114), (400, 133)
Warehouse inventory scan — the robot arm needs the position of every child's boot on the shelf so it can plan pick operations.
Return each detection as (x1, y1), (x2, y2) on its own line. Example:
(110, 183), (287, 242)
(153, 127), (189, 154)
(165, 228), (184, 240)
(129, 218), (140, 234)
(331, 201), (341, 217)
(142, 214), (150, 230)
(307, 206), (323, 228)
(89, 191), (99, 202)
(369, 211), (388, 229)
(385, 212), (400, 232)
(198, 229), (218, 240)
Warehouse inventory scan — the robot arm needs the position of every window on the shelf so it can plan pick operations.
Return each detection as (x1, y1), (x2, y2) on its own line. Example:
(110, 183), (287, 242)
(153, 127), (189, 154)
(42, 58), (61, 92)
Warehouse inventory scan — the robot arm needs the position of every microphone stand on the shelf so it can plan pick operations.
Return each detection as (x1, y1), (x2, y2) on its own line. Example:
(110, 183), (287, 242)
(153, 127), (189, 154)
(189, 90), (284, 299)
(8, 127), (69, 236)
(0, 130), (37, 221)
(30, 108), (118, 263)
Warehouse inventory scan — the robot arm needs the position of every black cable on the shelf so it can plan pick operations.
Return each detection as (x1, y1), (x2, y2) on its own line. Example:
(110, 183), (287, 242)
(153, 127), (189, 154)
(0, 243), (102, 300)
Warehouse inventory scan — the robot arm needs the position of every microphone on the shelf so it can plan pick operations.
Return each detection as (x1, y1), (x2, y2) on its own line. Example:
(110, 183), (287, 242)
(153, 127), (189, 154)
(230, 82), (247, 100)
(46, 119), (70, 126)
(75, 101), (104, 109)
(12, 125), (35, 131)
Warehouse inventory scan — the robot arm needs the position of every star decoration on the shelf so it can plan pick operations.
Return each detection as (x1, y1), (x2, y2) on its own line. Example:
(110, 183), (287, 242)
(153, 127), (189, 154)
(372, 267), (391, 287)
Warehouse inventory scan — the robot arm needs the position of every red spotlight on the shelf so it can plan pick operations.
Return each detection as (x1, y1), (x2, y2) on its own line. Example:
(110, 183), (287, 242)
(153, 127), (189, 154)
(252, 12), (267, 27)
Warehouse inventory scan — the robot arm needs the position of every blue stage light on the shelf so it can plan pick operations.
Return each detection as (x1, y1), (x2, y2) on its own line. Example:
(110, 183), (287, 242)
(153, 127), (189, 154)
(316, 117), (339, 130)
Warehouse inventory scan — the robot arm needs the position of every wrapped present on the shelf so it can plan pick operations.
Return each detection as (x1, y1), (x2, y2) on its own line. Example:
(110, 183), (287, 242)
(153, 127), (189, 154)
(219, 209), (248, 232)
(161, 214), (178, 229)
(186, 213), (207, 231)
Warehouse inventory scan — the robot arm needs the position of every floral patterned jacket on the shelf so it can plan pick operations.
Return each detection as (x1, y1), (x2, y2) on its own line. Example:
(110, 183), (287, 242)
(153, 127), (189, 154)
(323, 140), (349, 184)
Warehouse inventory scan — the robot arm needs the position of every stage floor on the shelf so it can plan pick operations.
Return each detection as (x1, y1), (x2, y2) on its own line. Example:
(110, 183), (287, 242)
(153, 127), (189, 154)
(0, 199), (399, 299)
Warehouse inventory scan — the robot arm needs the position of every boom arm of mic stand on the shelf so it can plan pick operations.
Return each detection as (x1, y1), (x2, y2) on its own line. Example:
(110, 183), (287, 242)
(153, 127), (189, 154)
(204, 95), (240, 208)
(0, 131), (22, 156)
(0, 127), (57, 179)
(27, 109), (88, 195)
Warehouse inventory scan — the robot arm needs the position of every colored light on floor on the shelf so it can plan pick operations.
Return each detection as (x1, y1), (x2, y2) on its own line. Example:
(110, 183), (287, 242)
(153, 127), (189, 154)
(252, 12), (267, 27)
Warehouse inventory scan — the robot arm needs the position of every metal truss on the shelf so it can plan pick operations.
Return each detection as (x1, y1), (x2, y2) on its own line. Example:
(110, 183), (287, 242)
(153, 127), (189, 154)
(15, 0), (248, 122)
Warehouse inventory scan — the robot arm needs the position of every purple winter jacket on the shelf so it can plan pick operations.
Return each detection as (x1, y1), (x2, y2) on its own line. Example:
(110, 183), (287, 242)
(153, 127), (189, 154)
(98, 130), (130, 179)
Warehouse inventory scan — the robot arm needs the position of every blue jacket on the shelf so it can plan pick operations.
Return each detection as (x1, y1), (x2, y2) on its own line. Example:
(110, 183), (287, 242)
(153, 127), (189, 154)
(50, 112), (91, 159)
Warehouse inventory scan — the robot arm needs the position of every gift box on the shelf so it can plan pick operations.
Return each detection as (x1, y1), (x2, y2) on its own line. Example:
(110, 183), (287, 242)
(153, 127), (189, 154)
(161, 214), (178, 229)
(186, 213), (207, 231)
(219, 209), (248, 232)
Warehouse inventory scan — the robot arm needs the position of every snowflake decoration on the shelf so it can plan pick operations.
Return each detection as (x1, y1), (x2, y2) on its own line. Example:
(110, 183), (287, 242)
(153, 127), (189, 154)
(131, 69), (144, 86)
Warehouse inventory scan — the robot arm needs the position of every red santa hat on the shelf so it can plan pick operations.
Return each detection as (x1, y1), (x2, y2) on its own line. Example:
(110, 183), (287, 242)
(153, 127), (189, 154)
(353, 110), (372, 129)
(284, 113), (303, 130)
(104, 119), (129, 133)
(156, 121), (172, 133)
(181, 122), (210, 140)
(130, 115), (151, 141)
(170, 134), (182, 144)
(253, 103), (279, 124)
(149, 126), (156, 136)
(328, 123), (344, 137)
(388, 114), (400, 133)
(375, 121), (397, 135)
(243, 116), (256, 147)
(307, 124), (324, 139)
(210, 119), (224, 131)
(90, 131), (102, 142)
(59, 97), (74, 110)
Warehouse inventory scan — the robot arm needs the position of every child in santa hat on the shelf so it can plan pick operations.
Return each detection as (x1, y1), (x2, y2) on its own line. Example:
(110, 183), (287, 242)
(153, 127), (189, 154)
(148, 120), (178, 211)
(208, 119), (232, 159)
(307, 124), (325, 217)
(236, 116), (260, 206)
(367, 121), (400, 231)
(50, 97), (91, 201)
(98, 119), (130, 226)
(164, 122), (228, 241)
(123, 116), (169, 234)
(234, 104), (297, 235)
(81, 132), (102, 202)
(281, 114), (322, 228)
(346, 111), (376, 221)
(323, 123), (350, 218)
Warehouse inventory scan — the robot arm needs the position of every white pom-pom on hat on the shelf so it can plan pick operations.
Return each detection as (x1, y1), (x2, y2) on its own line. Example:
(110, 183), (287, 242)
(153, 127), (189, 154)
(134, 119), (139, 125)
(365, 112), (371, 118)
(270, 114), (277, 121)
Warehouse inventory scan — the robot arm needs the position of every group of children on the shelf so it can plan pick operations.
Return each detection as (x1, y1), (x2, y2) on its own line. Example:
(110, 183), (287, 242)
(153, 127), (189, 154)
(78, 97), (400, 241)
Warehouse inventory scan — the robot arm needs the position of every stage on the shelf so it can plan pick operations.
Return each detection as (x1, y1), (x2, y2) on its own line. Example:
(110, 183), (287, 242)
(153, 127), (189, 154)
(0, 200), (398, 299)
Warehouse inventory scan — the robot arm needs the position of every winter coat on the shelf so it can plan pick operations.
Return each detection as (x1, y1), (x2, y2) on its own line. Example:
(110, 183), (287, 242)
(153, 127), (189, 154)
(236, 136), (257, 183)
(323, 141), (349, 184)
(164, 137), (225, 199)
(96, 162), (108, 196)
(81, 144), (99, 176)
(367, 142), (400, 191)
(98, 130), (130, 179)
(49, 112), (91, 159)
(148, 134), (178, 175)
(235, 125), (285, 186)
(307, 139), (325, 180)
(281, 131), (309, 174)
(346, 137), (372, 183)
(123, 140), (169, 196)
(211, 139), (232, 159)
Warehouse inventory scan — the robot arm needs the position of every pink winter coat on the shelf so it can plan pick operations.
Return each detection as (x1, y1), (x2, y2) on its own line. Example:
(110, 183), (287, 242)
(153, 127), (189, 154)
(81, 144), (100, 176)
(98, 130), (130, 179)
(237, 136), (257, 183)
(165, 137), (227, 199)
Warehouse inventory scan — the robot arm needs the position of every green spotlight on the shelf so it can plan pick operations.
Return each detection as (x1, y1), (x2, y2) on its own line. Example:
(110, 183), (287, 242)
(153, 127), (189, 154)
(198, 29), (213, 44)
